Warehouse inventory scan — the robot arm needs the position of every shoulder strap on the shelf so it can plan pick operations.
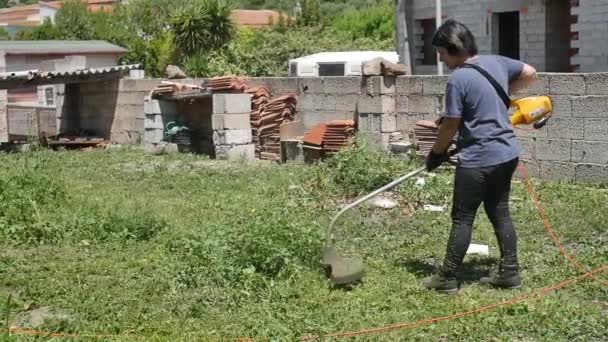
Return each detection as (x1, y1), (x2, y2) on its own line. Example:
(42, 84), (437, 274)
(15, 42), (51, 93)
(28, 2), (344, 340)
(461, 63), (511, 110)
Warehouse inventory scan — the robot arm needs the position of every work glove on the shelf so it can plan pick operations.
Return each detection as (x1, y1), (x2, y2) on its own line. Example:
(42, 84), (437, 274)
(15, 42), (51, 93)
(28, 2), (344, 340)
(425, 150), (449, 172)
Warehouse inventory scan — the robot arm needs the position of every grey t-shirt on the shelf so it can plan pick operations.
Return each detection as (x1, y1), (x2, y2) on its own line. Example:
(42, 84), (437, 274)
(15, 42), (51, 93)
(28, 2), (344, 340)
(445, 55), (524, 168)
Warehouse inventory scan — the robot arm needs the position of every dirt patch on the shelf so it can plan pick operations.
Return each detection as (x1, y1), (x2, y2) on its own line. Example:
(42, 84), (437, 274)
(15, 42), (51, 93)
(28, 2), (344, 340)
(12, 306), (73, 329)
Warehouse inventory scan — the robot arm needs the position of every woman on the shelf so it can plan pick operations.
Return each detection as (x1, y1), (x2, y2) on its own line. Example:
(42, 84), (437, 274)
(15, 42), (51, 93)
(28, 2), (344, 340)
(422, 19), (537, 292)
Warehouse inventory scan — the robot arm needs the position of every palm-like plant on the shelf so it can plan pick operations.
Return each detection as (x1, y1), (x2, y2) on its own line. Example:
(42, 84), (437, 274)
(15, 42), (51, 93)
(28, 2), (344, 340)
(171, 0), (235, 56)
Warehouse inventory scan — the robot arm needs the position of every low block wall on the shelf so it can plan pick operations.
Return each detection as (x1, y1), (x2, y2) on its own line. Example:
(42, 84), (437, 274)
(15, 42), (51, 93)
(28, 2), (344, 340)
(100, 73), (608, 182)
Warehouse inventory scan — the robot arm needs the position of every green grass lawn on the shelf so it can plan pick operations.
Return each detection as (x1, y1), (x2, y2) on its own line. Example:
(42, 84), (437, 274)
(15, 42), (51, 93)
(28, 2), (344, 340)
(0, 146), (607, 341)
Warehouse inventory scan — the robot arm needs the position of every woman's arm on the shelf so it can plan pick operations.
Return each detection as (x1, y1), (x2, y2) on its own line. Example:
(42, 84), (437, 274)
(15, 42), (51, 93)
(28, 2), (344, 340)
(509, 64), (537, 94)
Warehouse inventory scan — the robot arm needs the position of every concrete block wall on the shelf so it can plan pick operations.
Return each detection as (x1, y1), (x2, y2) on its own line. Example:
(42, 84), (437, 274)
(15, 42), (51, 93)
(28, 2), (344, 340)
(211, 93), (255, 161)
(571, 0), (608, 72)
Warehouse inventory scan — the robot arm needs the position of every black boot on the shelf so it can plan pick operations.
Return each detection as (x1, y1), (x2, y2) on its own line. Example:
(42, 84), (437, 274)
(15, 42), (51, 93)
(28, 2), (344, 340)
(480, 264), (522, 289)
(422, 268), (458, 293)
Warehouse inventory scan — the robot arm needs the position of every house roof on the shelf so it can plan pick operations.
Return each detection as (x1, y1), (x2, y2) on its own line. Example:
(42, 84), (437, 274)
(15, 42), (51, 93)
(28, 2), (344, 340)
(40, 0), (118, 12)
(0, 4), (39, 23)
(230, 9), (287, 27)
(0, 41), (128, 55)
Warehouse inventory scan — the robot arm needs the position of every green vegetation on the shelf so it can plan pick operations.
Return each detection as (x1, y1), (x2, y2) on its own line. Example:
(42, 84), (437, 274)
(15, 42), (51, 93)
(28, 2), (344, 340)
(1, 146), (606, 340)
(9, 0), (395, 78)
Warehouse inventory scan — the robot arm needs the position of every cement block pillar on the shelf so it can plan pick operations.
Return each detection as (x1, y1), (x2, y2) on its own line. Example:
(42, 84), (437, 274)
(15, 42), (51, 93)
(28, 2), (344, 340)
(143, 95), (178, 144)
(0, 89), (7, 143)
(211, 93), (255, 160)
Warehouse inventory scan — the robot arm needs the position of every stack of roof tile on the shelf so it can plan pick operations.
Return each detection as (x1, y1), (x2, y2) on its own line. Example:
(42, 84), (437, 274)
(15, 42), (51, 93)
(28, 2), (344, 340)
(207, 75), (248, 92)
(413, 120), (458, 162)
(245, 86), (271, 157)
(322, 120), (356, 154)
(150, 81), (203, 98)
(254, 94), (298, 160)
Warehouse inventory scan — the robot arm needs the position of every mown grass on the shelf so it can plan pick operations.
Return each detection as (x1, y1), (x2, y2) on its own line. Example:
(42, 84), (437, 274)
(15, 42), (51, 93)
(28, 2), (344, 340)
(0, 144), (607, 341)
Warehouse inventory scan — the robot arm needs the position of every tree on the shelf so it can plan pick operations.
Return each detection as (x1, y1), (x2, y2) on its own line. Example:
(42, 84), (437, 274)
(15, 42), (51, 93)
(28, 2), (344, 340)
(54, 0), (94, 39)
(0, 27), (9, 40)
(298, 0), (321, 26)
(171, 0), (235, 56)
(0, 0), (9, 9)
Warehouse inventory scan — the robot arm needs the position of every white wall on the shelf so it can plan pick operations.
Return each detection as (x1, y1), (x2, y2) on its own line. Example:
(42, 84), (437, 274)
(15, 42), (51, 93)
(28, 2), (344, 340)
(5, 54), (122, 72)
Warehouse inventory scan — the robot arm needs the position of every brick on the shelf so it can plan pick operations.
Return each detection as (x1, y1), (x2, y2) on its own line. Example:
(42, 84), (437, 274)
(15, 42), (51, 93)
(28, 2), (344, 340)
(518, 137), (536, 160)
(365, 76), (396, 95)
(549, 73), (585, 95)
(212, 114), (251, 130)
(408, 95), (441, 114)
(322, 77), (362, 95)
(547, 118), (584, 139)
(325, 111), (354, 122)
(535, 139), (571, 162)
(571, 140), (608, 164)
(212, 94), (252, 114)
(571, 96), (608, 117)
(212, 129), (252, 145)
(395, 76), (423, 94)
(421, 75), (448, 95)
(584, 119), (608, 141)
(357, 95), (395, 113)
(144, 98), (177, 115)
(575, 163), (608, 182)
(215, 144), (256, 161)
(585, 73), (608, 95)
(335, 95), (359, 112)
(539, 161), (576, 181)
(396, 113), (426, 133)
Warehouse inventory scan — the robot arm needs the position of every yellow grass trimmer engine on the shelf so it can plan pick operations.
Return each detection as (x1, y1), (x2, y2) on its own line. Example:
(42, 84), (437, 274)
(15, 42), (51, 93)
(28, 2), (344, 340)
(510, 96), (553, 129)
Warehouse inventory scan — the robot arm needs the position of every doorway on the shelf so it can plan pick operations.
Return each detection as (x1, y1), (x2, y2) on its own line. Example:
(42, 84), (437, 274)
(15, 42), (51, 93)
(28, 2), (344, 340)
(493, 11), (520, 60)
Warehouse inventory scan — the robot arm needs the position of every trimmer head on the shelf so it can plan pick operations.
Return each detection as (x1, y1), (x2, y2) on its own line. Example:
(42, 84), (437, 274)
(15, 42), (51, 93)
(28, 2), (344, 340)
(321, 246), (365, 286)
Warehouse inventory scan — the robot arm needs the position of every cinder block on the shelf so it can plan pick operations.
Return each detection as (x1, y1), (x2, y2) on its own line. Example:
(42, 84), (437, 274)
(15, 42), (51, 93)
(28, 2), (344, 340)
(212, 94), (252, 114)
(365, 76), (396, 95)
(263, 78), (300, 95)
(575, 163), (608, 182)
(335, 95), (358, 112)
(325, 111), (353, 122)
(396, 113), (426, 132)
(571, 140), (608, 164)
(144, 128), (164, 144)
(548, 95), (572, 118)
(516, 159), (540, 179)
(571, 96), (608, 117)
(144, 98), (177, 115)
(535, 138), (571, 162)
(547, 118), (584, 139)
(215, 144), (256, 161)
(514, 74), (550, 95)
(584, 119), (608, 141)
(378, 113), (396, 133)
(300, 78), (324, 94)
(300, 111), (324, 129)
(119, 79), (161, 92)
(322, 77), (362, 95)
(145, 114), (164, 130)
(408, 95), (440, 114)
(549, 73), (585, 95)
(357, 113), (381, 132)
(539, 161), (576, 181)
(518, 137), (536, 160)
(358, 95), (395, 113)
(212, 114), (251, 130)
(117, 91), (147, 105)
(395, 95), (409, 113)
(585, 72), (608, 95)
(213, 129), (252, 145)
(421, 75), (448, 95)
(395, 76), (423, 94)
(297, 94), (336, 111)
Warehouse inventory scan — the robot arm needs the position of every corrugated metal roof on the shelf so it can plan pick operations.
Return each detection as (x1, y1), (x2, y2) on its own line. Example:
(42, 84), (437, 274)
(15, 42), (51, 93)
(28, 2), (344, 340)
(0, 40), (128, 55)
(0, 64), (140, 89)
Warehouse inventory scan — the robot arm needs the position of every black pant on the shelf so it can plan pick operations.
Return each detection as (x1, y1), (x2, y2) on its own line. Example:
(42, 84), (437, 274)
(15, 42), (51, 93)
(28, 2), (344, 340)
(442, 158), (520, 275)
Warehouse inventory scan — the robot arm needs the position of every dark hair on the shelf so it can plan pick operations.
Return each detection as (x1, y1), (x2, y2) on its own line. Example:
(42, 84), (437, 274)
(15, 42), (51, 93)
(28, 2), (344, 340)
(432, 19), (478, 56)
